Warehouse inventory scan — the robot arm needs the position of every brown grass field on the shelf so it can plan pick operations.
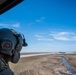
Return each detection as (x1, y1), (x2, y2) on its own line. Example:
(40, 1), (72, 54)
(9, 54), (61, 75)
(64, 54), (76, 70)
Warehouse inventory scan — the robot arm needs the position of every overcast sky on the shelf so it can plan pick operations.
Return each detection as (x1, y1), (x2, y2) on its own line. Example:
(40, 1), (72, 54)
(0, 0), (76, 52)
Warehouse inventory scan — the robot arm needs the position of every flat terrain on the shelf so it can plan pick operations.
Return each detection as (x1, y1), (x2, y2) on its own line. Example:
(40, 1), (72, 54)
(9, 54), (76, 75)
(9, 54), (61, 75)
(64, 54), (76, 70)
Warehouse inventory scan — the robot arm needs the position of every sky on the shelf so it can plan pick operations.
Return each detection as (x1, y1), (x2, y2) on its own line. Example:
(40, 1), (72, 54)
(0, 0), (76, 52)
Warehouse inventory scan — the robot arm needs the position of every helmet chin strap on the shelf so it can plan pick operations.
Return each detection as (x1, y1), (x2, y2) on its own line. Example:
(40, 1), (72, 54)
(9, 49), (20, 63)
(0, 53), (14, 75)
(0, 52), (19, 64)
(0, 53), (11, 64)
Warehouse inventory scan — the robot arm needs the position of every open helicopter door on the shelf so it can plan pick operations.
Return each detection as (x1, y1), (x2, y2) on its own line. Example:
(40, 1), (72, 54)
(0, 0), (24, 15)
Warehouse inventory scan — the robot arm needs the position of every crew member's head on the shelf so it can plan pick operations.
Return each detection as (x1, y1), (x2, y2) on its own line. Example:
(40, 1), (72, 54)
(0, 28), (27, 63)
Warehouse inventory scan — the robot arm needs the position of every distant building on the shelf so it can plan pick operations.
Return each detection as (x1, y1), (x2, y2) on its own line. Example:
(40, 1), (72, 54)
(59, 52), (66, 54)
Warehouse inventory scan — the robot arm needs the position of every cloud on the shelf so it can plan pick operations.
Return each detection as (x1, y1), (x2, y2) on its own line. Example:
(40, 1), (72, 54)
(0, 23), (8, 27)
(0, 23), (20, 28)
(36, 16), (45, 22)
(49, 32), (76, 41)
(35, 35), (52, 42)
(35, 31), (76, 42)
(12, 23), (20, 28)
(27, 16), (45, 26)
(38, 38), (52, 41)
(35, 31), (76, 41)
(35, 35), (43, 38)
